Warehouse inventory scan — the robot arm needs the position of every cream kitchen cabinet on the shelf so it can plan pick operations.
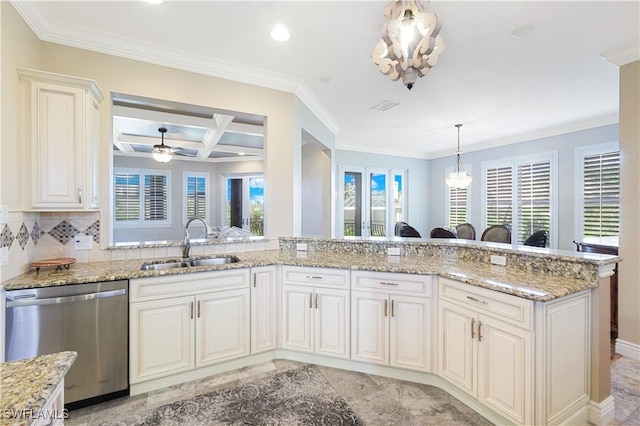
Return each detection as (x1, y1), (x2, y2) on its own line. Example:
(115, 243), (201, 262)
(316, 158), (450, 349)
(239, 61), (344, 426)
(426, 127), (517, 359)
(281, 266), (350, 359)
(250, 265), (278, 354)
(130, 269), (250, 384)
(350, 271), (433, 371)
(438, 277), (592, 425)
(18, 68), (103, 210)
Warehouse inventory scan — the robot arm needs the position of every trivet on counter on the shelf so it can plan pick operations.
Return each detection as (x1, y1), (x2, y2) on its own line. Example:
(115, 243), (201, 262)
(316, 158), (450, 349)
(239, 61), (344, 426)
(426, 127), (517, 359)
(31, 258), (76, 274)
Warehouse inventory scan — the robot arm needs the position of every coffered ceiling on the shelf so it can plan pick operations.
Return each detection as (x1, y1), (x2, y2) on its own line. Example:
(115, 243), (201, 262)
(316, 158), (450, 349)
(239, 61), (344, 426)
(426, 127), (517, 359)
(11, 1), (640, 159)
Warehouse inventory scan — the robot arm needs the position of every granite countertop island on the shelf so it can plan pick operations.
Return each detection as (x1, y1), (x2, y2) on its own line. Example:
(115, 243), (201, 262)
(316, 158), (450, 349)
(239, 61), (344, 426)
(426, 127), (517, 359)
(0, 237), (620, 302)
(0, 351), (76, 426)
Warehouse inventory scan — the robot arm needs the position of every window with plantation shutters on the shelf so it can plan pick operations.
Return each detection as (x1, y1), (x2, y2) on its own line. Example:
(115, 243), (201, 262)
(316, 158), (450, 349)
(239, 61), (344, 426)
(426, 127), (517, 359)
(517, 161), (551, 244)
(448, 187), (468, 228)
(580, 149), (620, 238)
(184, 173), (209, 223)
(485, 166), (513, 228)
(114, 168), (170, 227)
(483, 152), (557, 247)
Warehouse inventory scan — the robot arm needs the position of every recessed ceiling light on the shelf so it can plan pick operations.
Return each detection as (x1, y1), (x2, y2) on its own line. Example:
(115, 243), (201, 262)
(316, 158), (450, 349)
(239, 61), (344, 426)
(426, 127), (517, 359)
(512, 24), (535, 39)
(238, 152), (246, 156)
(270, 25), (290, 42)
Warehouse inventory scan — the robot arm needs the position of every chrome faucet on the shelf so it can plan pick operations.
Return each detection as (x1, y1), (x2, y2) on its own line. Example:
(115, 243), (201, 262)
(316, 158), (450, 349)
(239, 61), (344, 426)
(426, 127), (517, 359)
(182, 217), (215, 258)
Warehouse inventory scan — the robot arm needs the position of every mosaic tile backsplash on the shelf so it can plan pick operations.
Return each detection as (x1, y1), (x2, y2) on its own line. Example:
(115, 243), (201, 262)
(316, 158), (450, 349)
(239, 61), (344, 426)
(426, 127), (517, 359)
(0, 219), (100, 250)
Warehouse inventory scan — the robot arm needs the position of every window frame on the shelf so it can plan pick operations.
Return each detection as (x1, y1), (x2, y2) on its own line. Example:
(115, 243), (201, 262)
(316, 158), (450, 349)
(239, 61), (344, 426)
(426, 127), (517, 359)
(183, 171), (210, 224)
(574, 141), (620, 241)
(444, 164), (472, 228)
(113, 167), (171, 229)
(481, 151), (558, 247)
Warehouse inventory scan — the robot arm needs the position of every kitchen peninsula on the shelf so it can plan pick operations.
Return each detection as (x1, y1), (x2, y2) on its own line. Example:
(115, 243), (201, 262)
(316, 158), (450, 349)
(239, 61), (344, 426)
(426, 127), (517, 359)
(1, 238), (619, 426)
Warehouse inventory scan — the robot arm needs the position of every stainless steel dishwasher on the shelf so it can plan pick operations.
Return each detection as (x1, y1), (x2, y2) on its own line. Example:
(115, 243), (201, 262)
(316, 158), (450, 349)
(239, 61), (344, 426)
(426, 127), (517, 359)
(4, 280), (129, 407)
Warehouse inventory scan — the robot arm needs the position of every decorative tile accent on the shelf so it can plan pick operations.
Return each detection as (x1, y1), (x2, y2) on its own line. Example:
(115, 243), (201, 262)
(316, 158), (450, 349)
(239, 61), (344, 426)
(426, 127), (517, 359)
(0, 224), (14, 248)
(30, 221), (44, 246)
(47, 220), (79, 245)
(16, 224), (29, 250)
(85, 220), (100, 244)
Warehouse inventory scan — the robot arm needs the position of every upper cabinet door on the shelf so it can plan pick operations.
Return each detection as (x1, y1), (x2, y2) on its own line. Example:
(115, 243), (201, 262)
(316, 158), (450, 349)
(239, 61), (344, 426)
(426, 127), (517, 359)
(18, 68), (103, 210)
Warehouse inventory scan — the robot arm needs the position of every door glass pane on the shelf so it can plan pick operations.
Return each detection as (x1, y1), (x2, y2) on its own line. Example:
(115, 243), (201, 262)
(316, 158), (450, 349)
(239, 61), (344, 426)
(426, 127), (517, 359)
(249, 177), (264, 236)
(343, 172), (362, 236)
(370, 172), (387, 237)
(393, 173), (403, 223)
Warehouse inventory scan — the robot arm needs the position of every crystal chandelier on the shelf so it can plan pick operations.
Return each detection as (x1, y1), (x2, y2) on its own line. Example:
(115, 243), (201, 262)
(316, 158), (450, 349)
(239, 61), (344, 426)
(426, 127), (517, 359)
(371, 0), (445, 90)
(445, 124), (473, 189)
(152, 127), (173, 163)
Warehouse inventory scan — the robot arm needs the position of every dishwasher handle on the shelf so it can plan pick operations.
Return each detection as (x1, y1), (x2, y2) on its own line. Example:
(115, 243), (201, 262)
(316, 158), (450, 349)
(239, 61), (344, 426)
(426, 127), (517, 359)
(7, 289), (126, 307)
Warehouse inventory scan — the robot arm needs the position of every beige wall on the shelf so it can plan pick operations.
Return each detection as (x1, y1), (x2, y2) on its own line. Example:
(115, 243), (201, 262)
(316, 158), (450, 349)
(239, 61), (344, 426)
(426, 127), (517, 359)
(618, 60), (640, 352)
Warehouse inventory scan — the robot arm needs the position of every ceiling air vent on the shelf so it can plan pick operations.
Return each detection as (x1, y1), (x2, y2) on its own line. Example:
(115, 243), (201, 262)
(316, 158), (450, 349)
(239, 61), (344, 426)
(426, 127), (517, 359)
(370, 100), (400, 112)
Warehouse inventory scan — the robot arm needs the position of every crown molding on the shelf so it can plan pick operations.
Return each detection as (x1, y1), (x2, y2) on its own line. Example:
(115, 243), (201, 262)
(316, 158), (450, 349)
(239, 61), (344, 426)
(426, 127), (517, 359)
(335, 142), (429, 160)
(9, 1), (340, 136)
(601, 41), (640, 67)
(426, 114), (619, 160)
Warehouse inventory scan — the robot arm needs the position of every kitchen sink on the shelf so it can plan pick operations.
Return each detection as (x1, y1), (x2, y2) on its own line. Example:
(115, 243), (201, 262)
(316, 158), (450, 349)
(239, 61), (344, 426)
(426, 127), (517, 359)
(189, 255), (241, 266)
(140, 261), (189, 271)
(140, 255), (241, 271)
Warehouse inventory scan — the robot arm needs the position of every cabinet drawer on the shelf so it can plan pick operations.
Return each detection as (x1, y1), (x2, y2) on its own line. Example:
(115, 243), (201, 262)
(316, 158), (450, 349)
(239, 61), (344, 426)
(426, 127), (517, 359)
(131, 269), (250, 302)
(281, 266), (349, 289)
(439, 278), (532, 329)
(352, 271), (432, 295)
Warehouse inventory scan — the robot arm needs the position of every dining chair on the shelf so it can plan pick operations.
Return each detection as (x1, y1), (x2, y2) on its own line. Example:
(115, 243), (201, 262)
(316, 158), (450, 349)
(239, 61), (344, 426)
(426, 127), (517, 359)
(398, 224), (421, 238)
(394, 221), (409, 236)
(429, 227), (457, 238)
(480, 225), (511, 243)
(455, 223), (476, 240)
(523, 230), (548, 247)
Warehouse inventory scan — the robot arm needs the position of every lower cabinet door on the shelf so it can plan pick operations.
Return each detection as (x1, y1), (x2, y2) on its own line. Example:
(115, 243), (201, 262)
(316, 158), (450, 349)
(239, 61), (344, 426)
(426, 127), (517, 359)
(314, 288), (350, 359)
(281, 285), (314, 353)
(477, 315), (532, 425)
(390, 295), (430, 370)
(439, 300), (475, 395)
(196, 288), (250, 366)
(351, 291), (389, 364)
(130, 296), (195, 383)
(251, 266), (278, 354)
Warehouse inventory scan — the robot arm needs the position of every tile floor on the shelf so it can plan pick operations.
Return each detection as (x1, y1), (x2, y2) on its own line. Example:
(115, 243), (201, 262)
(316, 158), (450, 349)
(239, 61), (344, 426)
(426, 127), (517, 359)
(66, 357), (640, 425)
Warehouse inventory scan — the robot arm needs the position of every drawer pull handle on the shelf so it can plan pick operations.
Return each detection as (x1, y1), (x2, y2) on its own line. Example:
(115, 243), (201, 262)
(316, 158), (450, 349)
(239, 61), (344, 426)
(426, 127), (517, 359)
(471, 318), (476, 339)
(306, 275), (323, 280)
(466, 295), (488, 304)
(380, 281), (399, 286)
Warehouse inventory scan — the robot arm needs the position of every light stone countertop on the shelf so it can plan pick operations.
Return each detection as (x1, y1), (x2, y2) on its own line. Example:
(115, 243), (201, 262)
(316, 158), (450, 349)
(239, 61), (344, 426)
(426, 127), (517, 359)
(0, 351), (76, 426)
(0, 249), (611, 301)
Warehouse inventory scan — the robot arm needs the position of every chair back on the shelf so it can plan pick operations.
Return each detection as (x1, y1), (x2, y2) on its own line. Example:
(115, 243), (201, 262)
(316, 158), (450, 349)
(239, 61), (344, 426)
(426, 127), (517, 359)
(455, 223), (476, 240)
(394, 221), (409, 236)
(399, 224), (421, 238)
(430, 227), (457, 239)
(523, 230), (548, 247)
(481, 225), (512, 243)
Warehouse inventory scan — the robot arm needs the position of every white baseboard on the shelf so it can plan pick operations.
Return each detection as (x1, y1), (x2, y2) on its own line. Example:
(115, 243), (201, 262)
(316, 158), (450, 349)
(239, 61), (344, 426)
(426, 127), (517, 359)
(588, 396), (616, 426)
(615, 339), (640, 361)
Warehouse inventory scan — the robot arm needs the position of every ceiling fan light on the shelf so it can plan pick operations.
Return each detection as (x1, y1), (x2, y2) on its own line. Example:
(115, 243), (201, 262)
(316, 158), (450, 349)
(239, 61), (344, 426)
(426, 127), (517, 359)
(153, 127), (173, 163)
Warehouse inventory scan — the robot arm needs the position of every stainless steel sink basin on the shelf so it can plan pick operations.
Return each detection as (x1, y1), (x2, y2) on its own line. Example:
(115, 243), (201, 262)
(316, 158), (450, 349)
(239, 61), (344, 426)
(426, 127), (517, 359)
(140, 255), (240, 271)
(140, 261), (189, 271)
(189, 255), (240, 267)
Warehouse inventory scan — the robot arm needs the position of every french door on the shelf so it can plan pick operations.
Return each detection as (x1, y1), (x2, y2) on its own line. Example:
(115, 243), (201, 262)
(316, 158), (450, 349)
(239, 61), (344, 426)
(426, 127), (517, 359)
(225, 175), (264, 236)
(337, 166), (406, 238)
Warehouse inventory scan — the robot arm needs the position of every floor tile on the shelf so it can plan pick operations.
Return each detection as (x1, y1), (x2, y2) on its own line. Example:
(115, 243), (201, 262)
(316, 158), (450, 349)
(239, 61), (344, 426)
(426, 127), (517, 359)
(349, 388), (421, 426)
(316, 365), (383, 404)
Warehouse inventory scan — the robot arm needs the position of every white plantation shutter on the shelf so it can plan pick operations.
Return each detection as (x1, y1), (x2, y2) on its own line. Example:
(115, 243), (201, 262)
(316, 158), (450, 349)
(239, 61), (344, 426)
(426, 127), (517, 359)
(144, 174), (168, 221)
(517, 161), (551, 245)
(485, 166), (513, 228)
(448, 187), (468, 228)
(114, 173), (140, 221)
(583, 151), (620, 237)
(185, 175), (208, 219)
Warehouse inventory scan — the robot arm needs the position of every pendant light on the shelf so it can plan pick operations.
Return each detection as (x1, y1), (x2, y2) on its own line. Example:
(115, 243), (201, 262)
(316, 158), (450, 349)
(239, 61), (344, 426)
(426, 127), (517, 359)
(152, 127), (173, 163)
(445, 124), (473, 189)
